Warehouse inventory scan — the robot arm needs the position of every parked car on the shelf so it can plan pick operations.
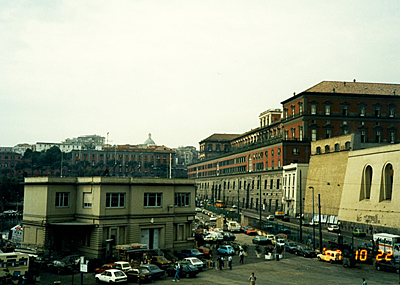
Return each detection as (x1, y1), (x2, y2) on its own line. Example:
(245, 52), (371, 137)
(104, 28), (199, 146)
(150, 256), (172, 269)
(266, 215), (275, 221)
(275, 238), (286, 247)
(46, 260), (74, 275)
(353, 228), (366, 237)
(94, 263), (123, 275)
(140, 264), (165, 280)
(309, 220), (319, 227)
(375, 260), (400, 274)
(295, 246), (317, 258)
(183, 257), (204, 270)
(166, 263), (198, 278)
(203, 232), (224, 242)
(223, 232), (236, 241)
(317, 250), (343, 264)
(327, 225), (340, 233)
(114, 261), (132, 272)
(46, 254), (80, 274)
(217, 245), (235, 255)
(197, 246), (211, 258)
(126, 266), (154, 283)
(252, 236), (271, 245)
(244, 227), (257, 235)
(176, 249), (205, 260)
(284, 242), (298, 253)
(95, 269), (127, 283)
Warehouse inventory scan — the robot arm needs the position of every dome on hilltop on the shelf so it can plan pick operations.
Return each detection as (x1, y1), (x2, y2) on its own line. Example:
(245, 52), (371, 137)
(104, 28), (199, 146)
(144, 133), (156, 146)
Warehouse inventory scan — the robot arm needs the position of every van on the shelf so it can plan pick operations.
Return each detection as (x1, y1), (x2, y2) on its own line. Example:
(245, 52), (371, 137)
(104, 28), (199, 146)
(227, 221), (241, 232)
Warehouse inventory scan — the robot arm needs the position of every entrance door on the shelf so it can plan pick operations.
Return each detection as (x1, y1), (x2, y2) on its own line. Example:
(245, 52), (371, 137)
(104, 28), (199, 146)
(141, 228), (159, 249)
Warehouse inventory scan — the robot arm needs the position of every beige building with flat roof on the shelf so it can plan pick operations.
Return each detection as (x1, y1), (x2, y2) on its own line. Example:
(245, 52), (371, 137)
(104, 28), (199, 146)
(339, 143), (400, 233)
(22, 177), (196, 259)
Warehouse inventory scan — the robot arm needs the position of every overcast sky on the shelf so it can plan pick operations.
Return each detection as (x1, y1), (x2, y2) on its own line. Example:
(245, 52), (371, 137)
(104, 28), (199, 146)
(1, 1), (400, 149)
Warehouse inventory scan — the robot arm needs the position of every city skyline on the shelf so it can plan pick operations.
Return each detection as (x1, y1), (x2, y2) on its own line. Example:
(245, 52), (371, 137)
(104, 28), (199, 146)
(1, 1), (400, 149)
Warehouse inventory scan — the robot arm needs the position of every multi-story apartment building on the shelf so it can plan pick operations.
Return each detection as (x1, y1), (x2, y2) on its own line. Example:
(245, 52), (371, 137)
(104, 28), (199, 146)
(189, 80), (400, 217)
(0, 152), (22, 175)
(71, 143), (175, 177)
(22, 177), (196, 259)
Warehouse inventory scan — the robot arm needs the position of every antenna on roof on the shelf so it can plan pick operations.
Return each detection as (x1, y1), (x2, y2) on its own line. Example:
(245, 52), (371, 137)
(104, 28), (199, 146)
(293, 92), (296, 96)
(353, 79), (356, 82)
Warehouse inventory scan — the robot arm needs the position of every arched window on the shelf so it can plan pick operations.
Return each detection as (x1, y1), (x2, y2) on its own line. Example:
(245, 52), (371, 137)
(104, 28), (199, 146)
(325, 145), (330, 153)
(360, 165), (372, 200)
(380, 163), (393, 201)
(316, 147), (321, 154)
(345, 141), (351, 150)
(334, 143), (340, 151)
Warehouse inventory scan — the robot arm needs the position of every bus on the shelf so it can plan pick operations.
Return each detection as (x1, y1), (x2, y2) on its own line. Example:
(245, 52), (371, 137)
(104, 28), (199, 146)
(0, 252), (30, 277)
(215, 200), (225, 208)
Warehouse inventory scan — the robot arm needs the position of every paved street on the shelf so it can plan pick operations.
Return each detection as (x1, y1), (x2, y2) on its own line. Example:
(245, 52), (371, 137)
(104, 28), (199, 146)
(37, 232), (399, 285)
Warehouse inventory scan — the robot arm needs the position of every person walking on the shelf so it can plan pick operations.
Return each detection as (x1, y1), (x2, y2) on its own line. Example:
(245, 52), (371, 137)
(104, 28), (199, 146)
(217, 256), (223, 270)
(228, 255), (233, 270)
(172, 262), (180, 282)
(249, 272), (257, 285)
(239, 250), (244, 264)
(362, 278), (367, 285)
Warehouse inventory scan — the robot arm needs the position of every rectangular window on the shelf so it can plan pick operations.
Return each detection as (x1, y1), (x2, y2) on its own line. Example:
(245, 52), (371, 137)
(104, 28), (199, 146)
(144, 193), (162, 207)
(311, 104), (316, 115)
(83, 193), (92, 208)
(325, 105), (331, 115)
(55, 192), (69, 207)
(106, 193), (125, 208)
(175, 193), (190, 207)
(311, 129), (317, 142)
(342, 106), (348, 116)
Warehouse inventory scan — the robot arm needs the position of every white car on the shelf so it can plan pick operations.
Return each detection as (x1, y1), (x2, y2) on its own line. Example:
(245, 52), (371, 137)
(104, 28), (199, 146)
(203, 232), (224, 241)
(183, 257), (204, 270)
(114, 261), (132, 272)
(266, 215), (275, 221)
(275, 238), (286, 247)
(95, 269), (128, 283)
(327, 225), (340, 232)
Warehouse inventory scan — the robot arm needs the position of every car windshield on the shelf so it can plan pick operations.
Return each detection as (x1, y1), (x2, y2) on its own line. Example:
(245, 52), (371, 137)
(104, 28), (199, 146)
(190, 258), (201, 262)
(158, 257), (167, 261)
(192, 249), (201, 254)
(139, 268), (150, 273)
(149, 265), (159, 270)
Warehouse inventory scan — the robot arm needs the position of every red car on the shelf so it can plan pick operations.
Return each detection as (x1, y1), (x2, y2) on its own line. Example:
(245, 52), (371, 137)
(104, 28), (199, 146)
(94, 263), (123, 274)
(244, 227), (257, 235)
(198, 246), (211, 258)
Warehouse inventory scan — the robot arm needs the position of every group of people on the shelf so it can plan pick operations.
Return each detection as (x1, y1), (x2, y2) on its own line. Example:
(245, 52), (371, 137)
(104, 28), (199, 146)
(216, 255), (233, 270)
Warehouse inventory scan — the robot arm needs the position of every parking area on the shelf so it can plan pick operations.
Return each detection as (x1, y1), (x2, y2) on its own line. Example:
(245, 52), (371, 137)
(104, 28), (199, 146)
(35, 231), (399, 285)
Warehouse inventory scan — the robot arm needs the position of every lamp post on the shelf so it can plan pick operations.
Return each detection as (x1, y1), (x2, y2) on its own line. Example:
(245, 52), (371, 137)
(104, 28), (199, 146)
(308, 186), (315, 251)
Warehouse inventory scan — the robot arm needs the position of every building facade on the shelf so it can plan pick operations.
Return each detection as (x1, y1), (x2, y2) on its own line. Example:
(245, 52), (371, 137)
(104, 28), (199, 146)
(22, 177), (196, 259)
(189, 80), (400, 217)
(339, 143), (400, 234)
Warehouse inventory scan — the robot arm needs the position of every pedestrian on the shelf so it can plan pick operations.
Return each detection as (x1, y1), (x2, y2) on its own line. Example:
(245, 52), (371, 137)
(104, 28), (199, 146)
(172, 262), (180, 282)
(221, 255), (225, 268)
(249, 272), (256, 285)
(362, 278), (367, 285)
(239, 250), (244, 264)
(217, 256), (223, 270)
(228, 255), (232, 270)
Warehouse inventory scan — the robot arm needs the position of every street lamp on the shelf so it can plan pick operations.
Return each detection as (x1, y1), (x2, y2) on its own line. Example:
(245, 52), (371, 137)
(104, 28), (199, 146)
(308, 186), (315, 251)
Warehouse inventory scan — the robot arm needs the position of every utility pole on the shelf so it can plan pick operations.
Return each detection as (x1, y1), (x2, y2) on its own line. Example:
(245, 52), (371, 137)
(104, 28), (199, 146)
(318, 194), (323, 253)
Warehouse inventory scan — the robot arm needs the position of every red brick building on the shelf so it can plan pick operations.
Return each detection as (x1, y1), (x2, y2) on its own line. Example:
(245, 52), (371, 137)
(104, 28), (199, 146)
(189, 80), (400, 213)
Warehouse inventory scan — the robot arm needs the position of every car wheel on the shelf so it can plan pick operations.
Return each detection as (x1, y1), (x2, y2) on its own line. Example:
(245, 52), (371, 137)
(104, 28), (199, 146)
(95, 278), (100, 283)
(303, 254), (307, 257)
(396, 269), (400, 274)
(330, 260), (333, 264)
(317, 257), (321, 261)
(185, 273), (190, 278)
(376, 266), (381, 271)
